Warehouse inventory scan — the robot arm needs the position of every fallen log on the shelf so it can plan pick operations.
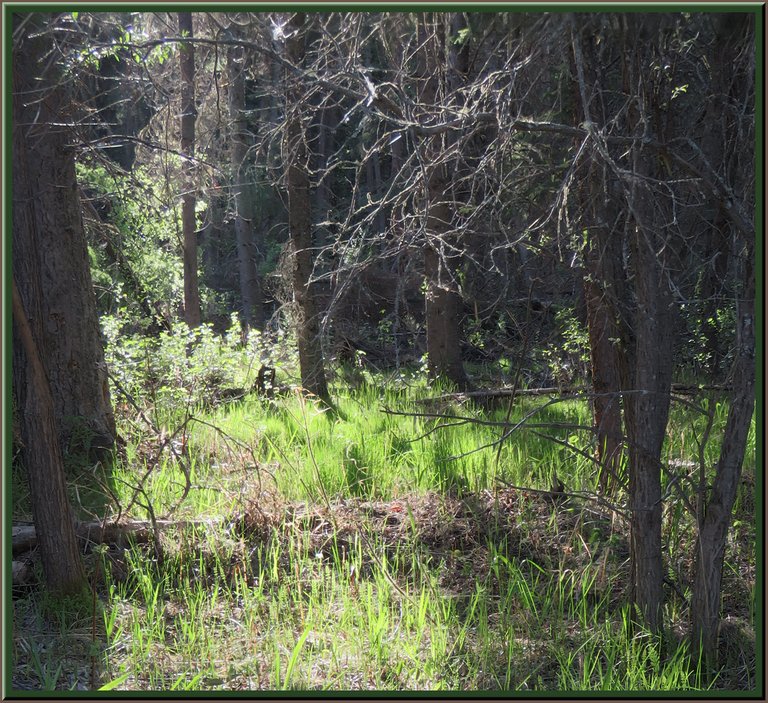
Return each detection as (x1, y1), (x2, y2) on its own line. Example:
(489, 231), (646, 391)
(418, 383), (733, 404)
(12, 518), (226, 555)
(416, 387), (579, 404)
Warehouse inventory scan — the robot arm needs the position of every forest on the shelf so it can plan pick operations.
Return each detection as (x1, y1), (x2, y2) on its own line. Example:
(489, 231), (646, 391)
(9, 9), (758, 693)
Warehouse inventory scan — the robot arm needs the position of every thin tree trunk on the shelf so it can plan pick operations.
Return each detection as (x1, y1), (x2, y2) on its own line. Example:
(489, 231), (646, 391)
(624, 156), (674, 635)
(179, 12), (201, 327)
(620, 17), (677, 634)
(570, 24), (628, 495)
(12, 279), (87, 596)
(418, 13), (469, 390)
(228, 43), (264, 332)
(690, 15), (755, 670)
(690, 252), (754, 669)
(285, 12), (330, 402)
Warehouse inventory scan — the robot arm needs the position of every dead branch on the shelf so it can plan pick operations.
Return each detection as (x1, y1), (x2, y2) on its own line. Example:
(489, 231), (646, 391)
(12, 518), (226, 555)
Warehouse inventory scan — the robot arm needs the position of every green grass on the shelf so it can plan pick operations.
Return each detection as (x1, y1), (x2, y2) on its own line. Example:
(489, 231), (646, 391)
(10, 369), (756, 692)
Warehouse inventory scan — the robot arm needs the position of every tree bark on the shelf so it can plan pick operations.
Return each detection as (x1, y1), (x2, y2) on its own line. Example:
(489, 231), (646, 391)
(570, 25), (629, 494)
(424, 217), (469, 389)
(582, 232), (627, 494)
(621, 17), (677, 634)
(228, 43), (264, 332)
(179, 12), (201, 327)
(12, 279), (87, 596)
(285, 13), (330, 402)
(624, 148), (675, 638)
(690, 14), (755, 671)
(690, 253), (754, 669)
(12, 13), (115, 457)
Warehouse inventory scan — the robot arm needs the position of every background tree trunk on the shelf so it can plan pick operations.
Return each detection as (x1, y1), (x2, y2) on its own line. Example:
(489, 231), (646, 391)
(228, 43), (264, 332)
(285, 12), (330, 402)
(12, 14), (115, 456)
(179, 12), (201, 327)
(419, 13), (469, 390)
(582, 217), (628, 494)
(570, 24), (628, 494)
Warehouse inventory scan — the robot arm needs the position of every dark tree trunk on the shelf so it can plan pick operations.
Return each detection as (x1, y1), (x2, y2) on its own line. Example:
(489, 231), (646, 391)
(424, 232), (469, 389)
(178, 12), (201, 327)
(11, 14), (109, 593)
(624, 211), (672, 634)
(570, 25), (628, 494)
(12, 281), (87, 596)
(690, 251), (754, 669)
(623, 144), (675, 638)
(690, 13), (755, 672)
(285, 13), (330, 403)
(582, 215), (628, 494)
(621, 17), (677, 634)
(228, 43), (264, 332)
(418, 13), (469, 390)
(12, 15), (115, 456)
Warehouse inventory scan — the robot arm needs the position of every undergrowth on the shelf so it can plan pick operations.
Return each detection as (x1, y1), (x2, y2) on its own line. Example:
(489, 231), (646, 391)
(10, 345), (756, 692)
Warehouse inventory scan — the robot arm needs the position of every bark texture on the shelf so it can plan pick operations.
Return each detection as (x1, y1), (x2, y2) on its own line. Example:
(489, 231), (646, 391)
(621, 16), (676, 633)
(571, 24), (629, 493)
(12, 280), (87, 595)
(12, 14), (115, 455)
(690, 13), (755, 670)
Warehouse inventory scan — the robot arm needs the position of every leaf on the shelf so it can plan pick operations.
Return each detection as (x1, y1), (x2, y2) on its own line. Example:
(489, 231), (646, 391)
(452, 27), (471, 45)
(283, 624), (311, 689)
(99, 672), (130, 691)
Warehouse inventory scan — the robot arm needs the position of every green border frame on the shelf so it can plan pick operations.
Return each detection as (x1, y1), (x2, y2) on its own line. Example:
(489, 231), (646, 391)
(2, 3), (764, 699)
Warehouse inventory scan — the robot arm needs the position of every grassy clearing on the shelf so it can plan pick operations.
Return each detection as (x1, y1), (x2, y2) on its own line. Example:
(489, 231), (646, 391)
(10, 373), (756, 692)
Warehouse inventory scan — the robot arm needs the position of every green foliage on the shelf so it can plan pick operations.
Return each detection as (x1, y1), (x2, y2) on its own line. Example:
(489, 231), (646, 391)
(534, 306), (590, 387)
(102, 314), (280, 418)
(12, 360), (755, 691)
(78, 162), (184, 324)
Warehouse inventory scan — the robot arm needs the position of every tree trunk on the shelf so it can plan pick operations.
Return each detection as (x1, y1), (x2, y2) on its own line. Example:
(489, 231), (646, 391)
(690, 252), (754, 669)
(418, 13), (469, 390)
(621, 18), (676, 633)
(178, 12), (201, 327)
(12, 280), (87, 596)
(228, 43), (264, 332)
(285, 13), (330, 403)
(690, 14), (755, 671)
(582, 225), (627, 494)
(570, 27), (629, 494)
(624, 151), (674, 637)
(12, 14), (115, 457)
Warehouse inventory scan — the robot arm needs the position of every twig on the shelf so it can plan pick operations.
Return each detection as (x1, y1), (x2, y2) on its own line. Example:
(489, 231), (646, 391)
(495, 477), (631, 521)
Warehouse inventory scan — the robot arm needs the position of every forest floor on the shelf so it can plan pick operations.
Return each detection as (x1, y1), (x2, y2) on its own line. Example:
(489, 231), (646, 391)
(10, 373), (757, 692)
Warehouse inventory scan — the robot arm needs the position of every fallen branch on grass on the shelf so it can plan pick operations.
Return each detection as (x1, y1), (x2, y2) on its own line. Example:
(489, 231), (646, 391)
(12, 518), (226, 555)
(418, 383), (733, 404)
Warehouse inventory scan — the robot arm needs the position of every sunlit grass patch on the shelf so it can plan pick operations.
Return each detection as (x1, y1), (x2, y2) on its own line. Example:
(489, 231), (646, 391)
(11, 368), (755, 692)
